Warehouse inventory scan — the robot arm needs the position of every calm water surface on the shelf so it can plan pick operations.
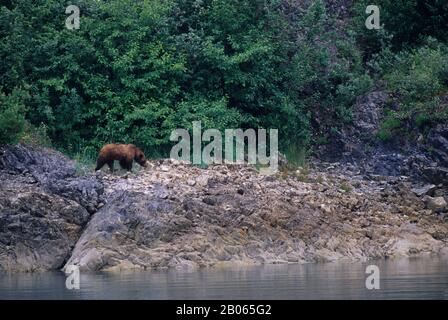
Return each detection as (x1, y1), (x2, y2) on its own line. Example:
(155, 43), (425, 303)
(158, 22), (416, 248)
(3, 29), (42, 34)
(1, 256), (447, 299)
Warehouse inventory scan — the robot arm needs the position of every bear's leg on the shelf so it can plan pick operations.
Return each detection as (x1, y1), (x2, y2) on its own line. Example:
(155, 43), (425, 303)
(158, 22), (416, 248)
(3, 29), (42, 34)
(119, 160), (133, 172)
(107, 161), (114, 172)
(95, 158), (105, 171)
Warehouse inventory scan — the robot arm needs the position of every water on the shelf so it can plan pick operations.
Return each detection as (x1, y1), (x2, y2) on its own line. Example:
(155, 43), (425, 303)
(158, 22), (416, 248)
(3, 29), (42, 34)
(1, 256), (447, 299)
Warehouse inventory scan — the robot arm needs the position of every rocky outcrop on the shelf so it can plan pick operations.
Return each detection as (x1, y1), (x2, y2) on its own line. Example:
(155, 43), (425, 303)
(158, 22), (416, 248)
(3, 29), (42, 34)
(0, 171), (90, 272)
(353, 91), (388, 135)
(1, 144), (447, 273)
(0, 145), (104, 272)
(421, 124), (448, 186)
(316, 91), (388, 163)
(65, 160), (448, 271)
(0, 144), (104, 213)
(427, 124), (448, 166)
(317, 91), (448, 188)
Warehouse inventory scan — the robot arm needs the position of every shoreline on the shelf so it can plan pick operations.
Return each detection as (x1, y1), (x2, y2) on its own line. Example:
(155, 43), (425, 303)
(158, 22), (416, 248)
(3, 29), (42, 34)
(1, 145), (447, 273)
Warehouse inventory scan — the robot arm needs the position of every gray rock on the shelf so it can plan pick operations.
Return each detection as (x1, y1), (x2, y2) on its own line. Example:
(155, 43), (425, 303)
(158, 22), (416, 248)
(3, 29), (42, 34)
(63, 159), (448, 271)
(44, 176), (104, 213)
(0, 144), (104, 211)
(0, 145), (104, 272)
(423, 167), (448, 185)
(315, 93), (448, 186)
(0, 172), (90, 272)
(64, 191), (184, 271)
(427, 124), (448, 166)
(0, 144), (75, 180)
(353, 91), (388, 135)
(411, 184), (436, 197)
(424, 196), (447, 213)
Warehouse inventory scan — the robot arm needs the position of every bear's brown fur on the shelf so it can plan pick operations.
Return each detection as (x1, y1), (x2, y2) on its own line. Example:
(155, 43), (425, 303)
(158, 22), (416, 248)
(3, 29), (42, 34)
(95, 144), (147, 172)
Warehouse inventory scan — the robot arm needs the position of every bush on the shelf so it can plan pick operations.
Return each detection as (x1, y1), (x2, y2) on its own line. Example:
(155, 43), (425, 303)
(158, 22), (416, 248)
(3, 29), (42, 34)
(0, 88), (27, 145)
(0, 0), (370, 156)
(377, 41), (448, 134)
(377, 116), (403, 142)
(20, 122), (52, 147)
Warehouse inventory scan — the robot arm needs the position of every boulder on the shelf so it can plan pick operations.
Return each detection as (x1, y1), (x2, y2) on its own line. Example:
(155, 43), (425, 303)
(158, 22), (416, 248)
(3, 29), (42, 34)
(424, 196), (447, 213)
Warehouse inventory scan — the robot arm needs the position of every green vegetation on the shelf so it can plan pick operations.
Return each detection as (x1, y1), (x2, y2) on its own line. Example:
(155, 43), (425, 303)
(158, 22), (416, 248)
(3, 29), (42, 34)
(339, 182), (353, 193)
(0, 88), (27, 145)
(375, 41), (448, 139)
(352, 0), (448, 143)
(0, 0), (368, 160)
(377, 116), (402, 142)
(353, 0), (448, 56)
(1, 0), (447, 159)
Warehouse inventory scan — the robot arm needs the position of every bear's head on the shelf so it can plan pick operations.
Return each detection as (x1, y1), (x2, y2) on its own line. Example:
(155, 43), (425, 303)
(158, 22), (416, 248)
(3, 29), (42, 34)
(134, 148), (147, 167)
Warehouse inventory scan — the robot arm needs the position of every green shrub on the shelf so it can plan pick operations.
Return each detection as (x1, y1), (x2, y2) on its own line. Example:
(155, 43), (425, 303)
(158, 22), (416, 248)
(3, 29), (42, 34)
(0, 88), (27, 145)
(377, 116), (402, 142)
(384, 42), (447, 101)
(284, 144), (309, 169)
(20, 122), (52, 147)
(415, 113), (432, 130)
(376, 41), (448, 139)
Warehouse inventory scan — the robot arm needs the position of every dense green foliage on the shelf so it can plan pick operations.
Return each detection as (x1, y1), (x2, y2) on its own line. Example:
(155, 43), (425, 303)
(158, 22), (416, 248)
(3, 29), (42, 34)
(1, 0), (447, 157)
(0, 0), (367, 156)
(351, 0), (448, 142)
(0, 88), (27, 145)
(353, 0), (448, 57)
(375, 40), (448, 140)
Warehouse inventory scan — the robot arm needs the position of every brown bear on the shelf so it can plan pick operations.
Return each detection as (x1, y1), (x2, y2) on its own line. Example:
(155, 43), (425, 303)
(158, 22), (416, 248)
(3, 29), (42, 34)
(95, 144), (147, 172)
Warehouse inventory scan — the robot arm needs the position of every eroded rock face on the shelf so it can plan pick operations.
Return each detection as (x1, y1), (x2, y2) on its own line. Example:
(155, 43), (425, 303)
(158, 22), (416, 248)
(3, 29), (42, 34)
(0, 144), (75, 179)
(0, 172), (90, 272)
(65, 191), (187, 271)
(0, 145), (104, 272)
(316, 91), (389, 163)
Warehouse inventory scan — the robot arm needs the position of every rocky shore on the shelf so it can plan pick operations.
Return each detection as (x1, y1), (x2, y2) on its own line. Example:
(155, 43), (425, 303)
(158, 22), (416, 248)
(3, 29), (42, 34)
(1, 144), (447, 272)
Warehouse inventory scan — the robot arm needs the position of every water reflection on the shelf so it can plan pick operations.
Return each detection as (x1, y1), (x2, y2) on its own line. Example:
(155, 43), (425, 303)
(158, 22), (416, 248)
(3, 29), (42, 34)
(1, 256), (447, 299)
